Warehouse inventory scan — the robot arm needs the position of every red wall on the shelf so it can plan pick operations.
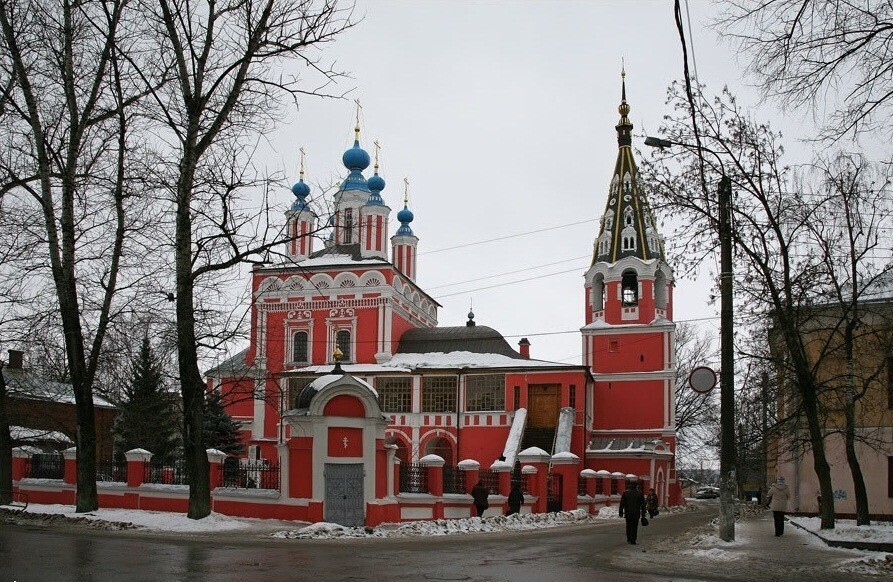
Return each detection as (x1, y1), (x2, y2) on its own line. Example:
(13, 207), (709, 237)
(593, 379), (665, 429)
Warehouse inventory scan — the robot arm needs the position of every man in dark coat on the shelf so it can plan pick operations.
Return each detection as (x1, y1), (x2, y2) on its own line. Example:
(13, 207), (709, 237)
(618, 481), (647, 544)
(471, 479), (489, 517)
(507, 484), (524, 516)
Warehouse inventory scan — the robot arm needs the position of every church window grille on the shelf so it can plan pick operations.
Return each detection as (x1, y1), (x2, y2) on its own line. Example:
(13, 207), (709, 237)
(422, 376), (457, 412)
(465, 375), (505, 412)
(292, 331), (309, 363)
(336, 329), (352, 362)
(569, 385), (576, 409)
(622, 270), (638, 306)
(513, 386), (521, 411)
(343, 208), (353, 243)
(377, 377), (413, 413)
(287, 377), (315, 409)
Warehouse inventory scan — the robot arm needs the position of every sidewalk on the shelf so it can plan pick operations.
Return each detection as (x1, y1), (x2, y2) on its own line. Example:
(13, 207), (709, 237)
(635, 509), (893, 581)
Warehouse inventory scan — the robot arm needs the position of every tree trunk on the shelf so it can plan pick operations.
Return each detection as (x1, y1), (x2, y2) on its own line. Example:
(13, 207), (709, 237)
(0, 362), (12, 505)
(782, 322), (835, 529)
(175, 155), (210, 519)
(844, 327), (870, 525)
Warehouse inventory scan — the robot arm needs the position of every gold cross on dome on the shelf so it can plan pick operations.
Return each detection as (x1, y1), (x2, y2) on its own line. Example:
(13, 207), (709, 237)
(299, 147), (306, 178)
(373, 140), (381, 168)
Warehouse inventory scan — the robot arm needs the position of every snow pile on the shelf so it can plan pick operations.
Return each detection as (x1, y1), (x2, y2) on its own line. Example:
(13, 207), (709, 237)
(789, 517), (893, 544)
(273, 509), (611, 540)
(9, 503), (292, 533)
(835, 553), (893, 576)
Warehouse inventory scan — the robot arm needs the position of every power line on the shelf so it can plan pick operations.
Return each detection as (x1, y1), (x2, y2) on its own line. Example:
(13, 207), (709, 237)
(432, 268), (582, 299)
(419, 218), (598, 255)
(425, 255), (590, 291)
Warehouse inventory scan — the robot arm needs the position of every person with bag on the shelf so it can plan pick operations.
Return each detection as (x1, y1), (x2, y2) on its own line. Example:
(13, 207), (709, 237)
(618, 481), (648, 544)
(471, 479), (489, 517)
(766, 476), (791, 536)
(646, 488), (659, 519)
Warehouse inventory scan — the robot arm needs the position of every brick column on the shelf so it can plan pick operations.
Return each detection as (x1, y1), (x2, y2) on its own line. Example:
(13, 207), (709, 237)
(518, 447), (551, 514)
(420, 454), (444, 496)
(521, 465), (540, 512)
(490, 460), (513, 498)
(581, 469), (598, 498)
(206, 449), (226, 490)
(61, 447), (78, 485)
(385, 444), (397, 497)
(550, 452), (581, 511)
(124, 448), (153, 488)
(457, 459), (480, 495)
(11, 446), (33, 481)
(277, 443), (290, 499)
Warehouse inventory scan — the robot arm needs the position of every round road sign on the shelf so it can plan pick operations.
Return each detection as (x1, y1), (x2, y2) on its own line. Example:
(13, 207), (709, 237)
(688, 366), (717, 394)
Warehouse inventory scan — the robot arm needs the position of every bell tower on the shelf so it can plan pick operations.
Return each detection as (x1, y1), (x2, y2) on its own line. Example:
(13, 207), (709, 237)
(582, 69), (680, 505)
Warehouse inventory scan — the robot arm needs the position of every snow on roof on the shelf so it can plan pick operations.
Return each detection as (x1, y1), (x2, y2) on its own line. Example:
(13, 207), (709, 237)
(10, 426), (72, 444)
(295, 255), (389, 268)
(581, 317), (674, 331)
(307, 374), (378, 397)
(5, 368), (116, 408)
(500, 408), (527, 467)
(384, 351), (569, 370)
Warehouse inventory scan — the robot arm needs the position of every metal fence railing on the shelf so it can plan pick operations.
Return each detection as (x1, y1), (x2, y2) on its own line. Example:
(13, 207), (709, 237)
(143, 459), (189, 485)
(596, 478), (604, 495)
(442, 466), (466, 494)
(96, 459), (128, 483)
(477, 468), (500, 495)
(29, 453), (64, 479)
(221, 459), (280, 490)
(578, 475), (588, 496)
(399, 462), (428, 493)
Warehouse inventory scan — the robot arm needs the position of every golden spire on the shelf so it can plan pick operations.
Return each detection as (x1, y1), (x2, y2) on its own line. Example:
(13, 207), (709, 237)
(373, 140), (381, 173)
(619, 61), (630, 118)
(299, 147), (306, 181)
(403, 177), (410, 206)
(353, 98), (362, 140)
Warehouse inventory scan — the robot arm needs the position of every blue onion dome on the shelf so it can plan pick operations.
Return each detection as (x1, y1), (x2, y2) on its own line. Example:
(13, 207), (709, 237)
(342, 140), (371, 171)
(397, 204), (413, 224)
(367, 172), (385, 192)
(290, 179), (310, 211)
(395, 204), (415, 236)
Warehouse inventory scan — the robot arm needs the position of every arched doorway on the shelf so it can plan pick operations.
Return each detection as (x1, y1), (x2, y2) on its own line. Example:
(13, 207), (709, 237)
(425, 437), (454, 467)
(385, 435), (409, 465)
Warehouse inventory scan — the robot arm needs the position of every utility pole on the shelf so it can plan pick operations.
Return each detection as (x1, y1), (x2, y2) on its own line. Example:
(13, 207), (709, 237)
(718, 175), (736, 542)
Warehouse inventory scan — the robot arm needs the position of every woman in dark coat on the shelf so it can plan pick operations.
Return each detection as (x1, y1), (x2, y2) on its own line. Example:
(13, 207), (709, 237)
(471, 480), (489, 517)
(507, 484), (524, 516)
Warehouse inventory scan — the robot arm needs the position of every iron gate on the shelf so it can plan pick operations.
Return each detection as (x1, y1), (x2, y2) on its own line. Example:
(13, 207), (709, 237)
(546, 472), (563, 512)
(324, 463), (365, 527)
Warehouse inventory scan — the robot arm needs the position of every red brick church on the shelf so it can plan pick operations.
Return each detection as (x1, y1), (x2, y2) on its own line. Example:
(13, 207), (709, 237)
(206, 75), (683, 522)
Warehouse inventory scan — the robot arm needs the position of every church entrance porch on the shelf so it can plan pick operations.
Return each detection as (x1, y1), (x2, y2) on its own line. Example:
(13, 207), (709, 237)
(324, 463), (365, 527)
(528, 385), (560, 428)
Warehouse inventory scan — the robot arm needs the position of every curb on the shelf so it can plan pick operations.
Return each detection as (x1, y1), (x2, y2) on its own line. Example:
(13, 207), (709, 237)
(789, 519), (893, 553)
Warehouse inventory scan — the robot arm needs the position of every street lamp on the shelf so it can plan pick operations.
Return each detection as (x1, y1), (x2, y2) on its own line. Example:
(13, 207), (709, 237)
(646, 136), (737, 542)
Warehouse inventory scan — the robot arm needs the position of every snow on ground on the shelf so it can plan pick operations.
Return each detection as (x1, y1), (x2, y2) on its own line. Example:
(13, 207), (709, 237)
(273, 509), (607, 539)
(789, 516), (893, 544)
(4, 503), (301, 533)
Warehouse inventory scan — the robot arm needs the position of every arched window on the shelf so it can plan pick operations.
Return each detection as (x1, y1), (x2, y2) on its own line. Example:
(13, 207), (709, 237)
(655, 270), (668, 310)
(336, 329), (351, 362)
(292, 331), (309, 363)
(622, 270), (638, 306)
(593, 274), (605, 312)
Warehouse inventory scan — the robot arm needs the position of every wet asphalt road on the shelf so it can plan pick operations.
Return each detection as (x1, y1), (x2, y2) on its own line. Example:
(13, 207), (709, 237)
(2, 510), (708, 582)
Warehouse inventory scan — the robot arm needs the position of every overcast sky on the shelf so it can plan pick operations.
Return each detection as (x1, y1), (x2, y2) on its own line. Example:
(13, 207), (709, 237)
(249, 0), (800, 365)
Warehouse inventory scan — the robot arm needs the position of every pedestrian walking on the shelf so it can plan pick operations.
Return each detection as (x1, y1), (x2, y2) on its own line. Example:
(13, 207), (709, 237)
(507, 484), (524, 516)
(618, 481), (647, 544)
(646, 488), (659, 519)
(766, 476), (791, 536)
(471, 479), (489, 517)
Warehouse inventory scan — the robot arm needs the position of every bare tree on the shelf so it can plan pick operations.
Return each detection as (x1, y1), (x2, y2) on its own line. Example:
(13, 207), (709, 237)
(641, 84), (840, 528)
(0, 0), (153, 511)
(719, 0), (893, 141)
(673, 321), (720, 464)
(130, 0), (355, 518)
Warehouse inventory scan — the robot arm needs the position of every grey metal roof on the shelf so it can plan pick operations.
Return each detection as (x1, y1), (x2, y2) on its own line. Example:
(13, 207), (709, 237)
(308, 243), (365, 261)
(205, 348), (257, 378)
(4, 368), (116, 409)
(395, 325), (525, 359)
